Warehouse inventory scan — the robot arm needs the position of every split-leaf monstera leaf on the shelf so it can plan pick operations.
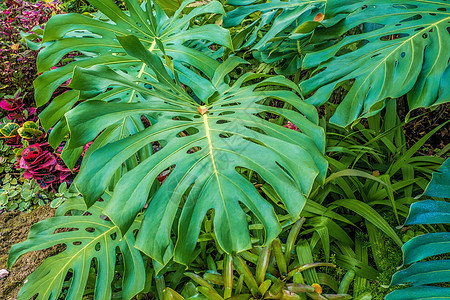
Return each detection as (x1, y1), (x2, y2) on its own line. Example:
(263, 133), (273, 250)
(64, 35), (327, 266)
(224, 0), (327, 75)
(36, 0), (232, 134)
(8, 195), (145, 300)
(301, 0), (450, 126)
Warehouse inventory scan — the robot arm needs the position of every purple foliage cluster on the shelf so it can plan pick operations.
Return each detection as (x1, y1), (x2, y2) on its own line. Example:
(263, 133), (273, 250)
(0, 0), (89, 191)
(19, 142), (91, 190)
(0, 90), (36, 123)
(0, 0), (62, 105)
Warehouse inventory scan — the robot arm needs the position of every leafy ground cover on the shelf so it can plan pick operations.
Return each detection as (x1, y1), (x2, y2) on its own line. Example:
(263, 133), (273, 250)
(0, 0), (449, 299)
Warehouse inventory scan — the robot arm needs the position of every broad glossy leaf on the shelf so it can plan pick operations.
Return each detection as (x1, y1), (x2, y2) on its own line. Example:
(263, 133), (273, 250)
(225, 0), (325, 49)
(390, 260), (450, 286)
(405, 200), (450, 225)
(388, 162), (450, 299)
(35, 0), (232, 129)
(386, 286), (450, 300)
(37, 0), (232, 176)
(8, 196), (145, 300)
(301, 0), (450, 126)
(224, 0), (326, 75)
(402, 232), (450, 265)
(66, 36), (327, 265)
(424, 158), (450, 198)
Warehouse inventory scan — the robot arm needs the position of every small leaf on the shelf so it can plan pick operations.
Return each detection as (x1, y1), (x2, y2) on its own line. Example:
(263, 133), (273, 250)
(313, 13), (324, 22)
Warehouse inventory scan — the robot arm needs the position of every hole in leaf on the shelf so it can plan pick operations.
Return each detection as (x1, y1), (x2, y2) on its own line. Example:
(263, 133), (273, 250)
(95, 242), (101, 251)
(157, 166), (173, 184)
(177, 127), (200, 138)
(218, 111), (235, 116)
(429, 13), (436, 16)
(110, 233), (117, 240)
(219, 133), (232, 139)
(361, 5), (367, 9)
(276, 162), (295, 181)
(371, 53), (381, 58)
(85, 227), (95, 233)
(73, 241), (82, 246)
(100, 215), (111, 221)
(401, 52), (406, 58)
(422, 33), (428, 38)
(187, 147), (202, 154)
(437, 7), (447, 11)
(414, 27), (425, 31)
(220, 102), (241, 107)
(336, 40), (369, 56)
(216, 120), (231, 124)
(152, 141), (162, 153)
(379, 33), (409, 41)
(400, 14), (422, 23)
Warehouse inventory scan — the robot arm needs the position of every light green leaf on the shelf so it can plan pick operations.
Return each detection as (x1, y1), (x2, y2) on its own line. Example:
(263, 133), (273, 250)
(8, 197), (146, 300)
(66, 37), (327, 265)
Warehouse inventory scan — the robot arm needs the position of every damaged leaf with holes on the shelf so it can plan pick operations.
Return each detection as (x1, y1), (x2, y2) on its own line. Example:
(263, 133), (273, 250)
(7, 195), (145, 300)
(65, 35), (327, 266)
(301, 0), (450, 126)
(35, 0), (232, 171)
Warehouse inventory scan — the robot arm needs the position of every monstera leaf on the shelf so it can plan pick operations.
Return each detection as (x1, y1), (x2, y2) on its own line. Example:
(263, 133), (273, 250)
(36, 0), (232, 131)
(301, 0), (450, 126)
(387, 160), (450, 299)
(223, 0), (326, 75)
(63, 35), (327, 265)
(8, 195), (146, 300)
(37, 0), (232, 173)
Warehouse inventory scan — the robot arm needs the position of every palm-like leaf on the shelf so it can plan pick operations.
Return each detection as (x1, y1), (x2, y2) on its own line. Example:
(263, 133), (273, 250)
(301, 0), (450, 126)
(223, 0), (326, 75)
(63, 35), (327, 265)
(387, 159), (450, 299)
(8, 195), (145, 300)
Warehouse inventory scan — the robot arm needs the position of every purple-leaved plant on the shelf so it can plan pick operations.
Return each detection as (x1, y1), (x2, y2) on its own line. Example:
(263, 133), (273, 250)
(0, 0), (62, 107)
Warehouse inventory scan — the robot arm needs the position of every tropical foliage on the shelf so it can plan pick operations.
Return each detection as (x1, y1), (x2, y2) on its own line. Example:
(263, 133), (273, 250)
(301, 0), (450, 126)
(3, 0), (450, 299)
(387, 159), (450, 299)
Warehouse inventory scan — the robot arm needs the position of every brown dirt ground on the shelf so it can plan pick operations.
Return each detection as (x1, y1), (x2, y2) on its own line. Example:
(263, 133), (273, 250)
(0, 205), (58, 299)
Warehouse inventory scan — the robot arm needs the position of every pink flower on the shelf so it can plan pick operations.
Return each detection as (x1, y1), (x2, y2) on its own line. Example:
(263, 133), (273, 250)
(284, 121), (299, 131)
